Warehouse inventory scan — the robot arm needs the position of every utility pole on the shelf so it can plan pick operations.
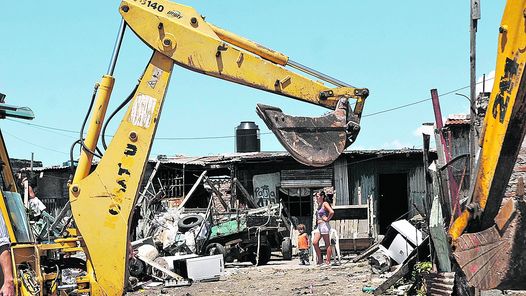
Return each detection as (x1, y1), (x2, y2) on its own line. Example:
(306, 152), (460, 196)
(30, 152), (34, 177)
(470, 0), (480, 178)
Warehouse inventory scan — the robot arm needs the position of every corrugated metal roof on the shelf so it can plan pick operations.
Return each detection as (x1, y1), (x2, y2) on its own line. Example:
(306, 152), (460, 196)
(20, 165), (70, 172)
(18, 149), (428, 171)
(156, 149), (425, 166)
(155, 151), (290, 166)
(344, 148), (425, 156)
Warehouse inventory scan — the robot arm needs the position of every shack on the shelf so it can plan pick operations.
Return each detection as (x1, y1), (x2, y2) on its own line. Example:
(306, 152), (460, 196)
(21, 149), (434, 251)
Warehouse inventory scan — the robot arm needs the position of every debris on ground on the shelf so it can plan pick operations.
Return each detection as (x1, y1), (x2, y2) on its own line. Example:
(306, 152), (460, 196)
(127, 162), (295, 291)
(128, 260), (381, 296)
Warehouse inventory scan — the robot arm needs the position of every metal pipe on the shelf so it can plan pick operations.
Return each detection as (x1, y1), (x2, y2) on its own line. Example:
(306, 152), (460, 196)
(208, 23), (352, 88)
(287, 60), (353, 88)
(107, 20), (126, 76)
(469, 0), (480, 184)
(57, 284), (78, 290)
(209, 23), (288, 66)
(431, 89), (461, 218)
(72, 76), (115, 184)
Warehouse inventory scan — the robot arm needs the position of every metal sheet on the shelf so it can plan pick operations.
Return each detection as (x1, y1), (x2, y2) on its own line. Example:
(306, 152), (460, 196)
(409, 166), (426, 217)
(280, 180), (332, 189)
(390, 220), (423, 246)
(334, 157), (350, 205)
(425, 272), (455, 296)
(280, 169), (332, 188)
(349, 162), (375, 206)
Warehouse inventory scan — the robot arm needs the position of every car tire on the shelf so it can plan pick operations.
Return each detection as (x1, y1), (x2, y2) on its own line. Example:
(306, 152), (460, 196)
(206, 243), (226, 258)
(282, 237), (292, 260)
(178, 214), (204, 232)
(249, 245), (271, 266)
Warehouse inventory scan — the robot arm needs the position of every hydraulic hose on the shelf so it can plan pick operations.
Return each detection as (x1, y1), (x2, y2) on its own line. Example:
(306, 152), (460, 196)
(101, 84), (138, 150)
(79, 85), (102, 159)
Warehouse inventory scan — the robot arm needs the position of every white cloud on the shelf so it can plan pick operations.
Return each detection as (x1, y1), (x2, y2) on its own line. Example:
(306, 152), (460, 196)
(476, 70), (495, 95)
(413, 125), (434, 137)
(381, 139), (411, 149)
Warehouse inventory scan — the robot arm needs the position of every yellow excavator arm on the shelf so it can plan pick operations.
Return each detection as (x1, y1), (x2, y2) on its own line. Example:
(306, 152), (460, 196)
(66, 1), (368, 295)
(120, 1), (368, 109)
(449, 0), (526, 239)
(447, 0), (526, 290)
(118, 0), (368, 167)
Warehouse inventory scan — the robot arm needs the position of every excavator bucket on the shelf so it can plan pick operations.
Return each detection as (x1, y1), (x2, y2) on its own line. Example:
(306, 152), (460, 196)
(453, 199), (526, 290)
(256, 99), (357, 167)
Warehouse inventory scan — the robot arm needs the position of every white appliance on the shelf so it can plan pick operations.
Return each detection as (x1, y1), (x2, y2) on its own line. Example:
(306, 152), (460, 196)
(380, 219), (424, 264)
(185, 255), (224, 282)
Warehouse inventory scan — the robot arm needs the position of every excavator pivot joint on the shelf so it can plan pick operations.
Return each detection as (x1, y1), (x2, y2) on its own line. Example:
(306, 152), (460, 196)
(355, 88), (369, 97)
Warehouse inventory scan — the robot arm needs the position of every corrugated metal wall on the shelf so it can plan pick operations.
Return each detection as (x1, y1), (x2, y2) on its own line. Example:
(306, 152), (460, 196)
(334, 157), (349, 205)
(280, 169), (332, 188)
(408, 166), (426, 217)
(347, 157), (426, 235)
(349, 162), (375, 205)
(447, 127), (470, 158)
(447, 127), (471, 199)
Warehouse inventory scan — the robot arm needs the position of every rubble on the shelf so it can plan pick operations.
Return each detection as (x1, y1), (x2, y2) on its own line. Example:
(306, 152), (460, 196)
(127, 161), (295, 291)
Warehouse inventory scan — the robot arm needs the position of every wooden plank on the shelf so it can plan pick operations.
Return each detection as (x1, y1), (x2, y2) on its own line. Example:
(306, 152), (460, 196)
(339, 238), (374, 252)
(429, 196), (451, 272)
(332, 205), (369, 220)
(137, 255), (185, 281)
(351, 242), (379, 262)
(178, 170), (207, 210)
(339, 220), (345, 239)
(374, 253), (417, 295)
(351, 219), (358, 234)
(233, 178), (258, 208)
(358, 218), (369, 234)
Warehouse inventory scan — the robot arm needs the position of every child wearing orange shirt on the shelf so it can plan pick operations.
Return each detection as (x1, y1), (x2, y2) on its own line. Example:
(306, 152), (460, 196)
(297, 224), (310, 265)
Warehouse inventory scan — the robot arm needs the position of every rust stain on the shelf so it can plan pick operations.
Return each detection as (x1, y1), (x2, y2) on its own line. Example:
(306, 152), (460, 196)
(453, 199), (526, 290)
(495, 198), (516, 231)
(255, 101), (350, 167)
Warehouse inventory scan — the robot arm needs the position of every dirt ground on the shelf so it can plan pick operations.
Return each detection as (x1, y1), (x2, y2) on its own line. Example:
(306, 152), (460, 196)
(127, 255), (526, 296)
(128, 256), (383, 296)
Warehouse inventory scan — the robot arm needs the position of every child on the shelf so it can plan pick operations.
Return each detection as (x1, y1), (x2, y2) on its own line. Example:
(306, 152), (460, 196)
(297, 224), (310, 265)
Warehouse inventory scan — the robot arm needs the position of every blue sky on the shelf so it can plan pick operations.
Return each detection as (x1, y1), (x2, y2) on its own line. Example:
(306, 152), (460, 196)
(0, 1), (505, 166)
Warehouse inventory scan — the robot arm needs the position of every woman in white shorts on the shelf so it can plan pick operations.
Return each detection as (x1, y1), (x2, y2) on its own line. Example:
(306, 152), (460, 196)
(313, 191), (334, 266)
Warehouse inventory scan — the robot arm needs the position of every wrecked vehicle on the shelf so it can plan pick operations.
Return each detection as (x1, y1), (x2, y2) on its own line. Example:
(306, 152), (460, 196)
(207, 203), (293, 265)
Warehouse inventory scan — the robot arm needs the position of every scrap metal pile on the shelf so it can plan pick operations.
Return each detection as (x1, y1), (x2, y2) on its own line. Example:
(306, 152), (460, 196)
(127, 164), (293, 289)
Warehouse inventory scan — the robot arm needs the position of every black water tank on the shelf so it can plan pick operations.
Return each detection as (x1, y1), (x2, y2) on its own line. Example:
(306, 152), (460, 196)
(236, 121), (260, 152)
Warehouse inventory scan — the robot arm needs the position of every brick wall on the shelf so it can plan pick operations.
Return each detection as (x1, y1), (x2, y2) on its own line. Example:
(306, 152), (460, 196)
(505, 142), (526, 198)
